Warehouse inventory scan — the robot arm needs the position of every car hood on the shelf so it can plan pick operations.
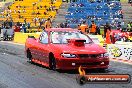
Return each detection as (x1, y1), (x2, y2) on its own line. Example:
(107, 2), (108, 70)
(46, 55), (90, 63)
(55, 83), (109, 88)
(51, 43), (106, 54)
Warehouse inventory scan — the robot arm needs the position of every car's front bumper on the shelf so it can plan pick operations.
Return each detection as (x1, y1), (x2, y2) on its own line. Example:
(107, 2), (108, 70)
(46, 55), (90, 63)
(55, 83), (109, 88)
(56, 57), (109, 70)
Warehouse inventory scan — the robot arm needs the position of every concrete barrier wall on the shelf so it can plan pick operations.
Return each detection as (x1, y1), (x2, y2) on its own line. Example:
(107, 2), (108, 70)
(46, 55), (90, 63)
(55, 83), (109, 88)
(107, 43), (132, 62)
(14, 32), (41, 44)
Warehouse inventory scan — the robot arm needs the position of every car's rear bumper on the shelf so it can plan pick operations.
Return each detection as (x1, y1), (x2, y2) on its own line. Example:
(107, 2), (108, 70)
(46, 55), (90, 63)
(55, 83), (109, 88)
(56, 58), (109, 70)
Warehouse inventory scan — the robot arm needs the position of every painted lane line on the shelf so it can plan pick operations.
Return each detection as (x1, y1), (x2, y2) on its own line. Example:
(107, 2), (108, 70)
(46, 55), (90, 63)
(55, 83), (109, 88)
(0, 41), (24, 46)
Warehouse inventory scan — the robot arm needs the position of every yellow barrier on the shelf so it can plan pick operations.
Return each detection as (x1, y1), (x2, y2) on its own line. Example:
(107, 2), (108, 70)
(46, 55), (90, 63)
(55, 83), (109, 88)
(14, 32), (41, 44)
(26, 29), (43, 33)
(121, 0), (127, 3)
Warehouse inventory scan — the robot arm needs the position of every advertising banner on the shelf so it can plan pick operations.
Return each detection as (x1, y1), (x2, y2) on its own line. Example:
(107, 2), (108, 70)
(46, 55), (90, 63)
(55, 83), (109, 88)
(107, 44), (132, 61)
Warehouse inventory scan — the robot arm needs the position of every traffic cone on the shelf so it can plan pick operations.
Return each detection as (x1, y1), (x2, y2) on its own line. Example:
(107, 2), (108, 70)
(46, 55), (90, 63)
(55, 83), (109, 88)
(105, 30), (111, 44)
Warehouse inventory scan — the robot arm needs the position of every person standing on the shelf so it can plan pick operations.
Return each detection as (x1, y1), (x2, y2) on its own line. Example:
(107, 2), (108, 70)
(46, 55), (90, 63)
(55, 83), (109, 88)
(0, 24), (1, 41)
(24, 18), (27, 25)
(89, 20), (96, 35)
(80, 21), (89, 34)
(96, 25), (100, 35)
(105, 29), (112, 44)
(44, 18), (52, 29)
(104, 22), (111, 38)
(22, 24), (26, 33)
(60, 23), (64, 28)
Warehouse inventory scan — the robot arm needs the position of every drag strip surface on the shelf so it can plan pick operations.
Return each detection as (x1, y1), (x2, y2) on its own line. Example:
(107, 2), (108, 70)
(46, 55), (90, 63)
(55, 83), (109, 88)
(0, 42), (132, 88)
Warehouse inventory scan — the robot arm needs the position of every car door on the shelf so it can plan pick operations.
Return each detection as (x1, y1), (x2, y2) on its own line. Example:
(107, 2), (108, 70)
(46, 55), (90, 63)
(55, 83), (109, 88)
(37, 31), (49, 64)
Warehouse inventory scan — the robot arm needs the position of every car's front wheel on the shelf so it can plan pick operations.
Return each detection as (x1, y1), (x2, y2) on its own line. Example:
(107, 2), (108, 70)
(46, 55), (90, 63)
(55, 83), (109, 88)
(49, 54), (56, 71)
(98, 68), (107, 72)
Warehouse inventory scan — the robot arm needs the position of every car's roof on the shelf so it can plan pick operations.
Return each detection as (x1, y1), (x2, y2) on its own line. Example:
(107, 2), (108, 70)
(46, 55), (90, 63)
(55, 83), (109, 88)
(45, 28), (80, 32)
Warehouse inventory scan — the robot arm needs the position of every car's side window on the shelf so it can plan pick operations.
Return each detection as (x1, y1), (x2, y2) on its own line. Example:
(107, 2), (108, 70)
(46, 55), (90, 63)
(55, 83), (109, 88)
(39, 32), (48, 44)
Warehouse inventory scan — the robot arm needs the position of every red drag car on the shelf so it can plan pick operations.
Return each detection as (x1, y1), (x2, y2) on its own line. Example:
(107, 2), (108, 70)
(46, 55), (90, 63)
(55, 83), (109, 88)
(25, 28), (109, 70)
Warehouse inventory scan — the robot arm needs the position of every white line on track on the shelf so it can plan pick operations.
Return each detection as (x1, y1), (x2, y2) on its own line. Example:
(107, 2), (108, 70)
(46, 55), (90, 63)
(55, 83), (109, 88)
(0, 41), (24, 46)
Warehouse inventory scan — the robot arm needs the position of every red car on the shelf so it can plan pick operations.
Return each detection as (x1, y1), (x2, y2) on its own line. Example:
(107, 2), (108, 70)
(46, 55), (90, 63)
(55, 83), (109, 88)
(25, 28), (109, 70)
(111, 30), (132, 43)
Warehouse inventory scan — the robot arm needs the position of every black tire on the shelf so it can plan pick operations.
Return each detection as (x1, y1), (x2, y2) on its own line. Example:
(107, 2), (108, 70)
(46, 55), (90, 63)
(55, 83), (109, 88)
(49, 54), (56, 71)
(27, 50), (33, 63)
(98, 68), (107, 72)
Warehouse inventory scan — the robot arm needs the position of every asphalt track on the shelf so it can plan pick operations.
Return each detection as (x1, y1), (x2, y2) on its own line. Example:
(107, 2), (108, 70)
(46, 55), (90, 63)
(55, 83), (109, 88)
(0, 41), (132, 88)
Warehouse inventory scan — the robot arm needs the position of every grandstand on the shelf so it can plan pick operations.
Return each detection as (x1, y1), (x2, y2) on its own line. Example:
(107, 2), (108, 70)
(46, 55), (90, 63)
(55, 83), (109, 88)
(0, 0), (62, 27)
(0, 0), (131, 28)
(65, 0), (123, 28)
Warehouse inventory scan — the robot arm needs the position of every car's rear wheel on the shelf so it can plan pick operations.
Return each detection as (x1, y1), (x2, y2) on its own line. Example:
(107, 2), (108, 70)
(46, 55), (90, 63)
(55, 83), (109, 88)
(27, 50), (33, 63)
(49, 54), (56, 71)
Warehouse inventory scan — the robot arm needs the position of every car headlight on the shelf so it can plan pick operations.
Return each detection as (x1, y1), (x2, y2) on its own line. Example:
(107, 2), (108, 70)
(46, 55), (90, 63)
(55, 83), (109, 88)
(104, 53), (109, 57)
(61, 53), (76, 58)
(100, 53), (109, 57)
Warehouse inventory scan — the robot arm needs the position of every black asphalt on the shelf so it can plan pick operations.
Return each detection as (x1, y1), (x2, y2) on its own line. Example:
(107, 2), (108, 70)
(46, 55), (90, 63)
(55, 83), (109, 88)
(0, 42), (132, 88)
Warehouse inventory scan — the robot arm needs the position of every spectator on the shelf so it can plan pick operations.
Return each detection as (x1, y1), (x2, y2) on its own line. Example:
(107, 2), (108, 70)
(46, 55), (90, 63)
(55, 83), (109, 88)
(104, 22), (111, 38)
(36, 11), (41, 15)
(1, 24), (4, 29)
(0, 24), (2, 41)
(64, 22), (68, 28)
(44, 18), (52, 29)
(24, 18), (27, 25)
(60, 23), (64, 28)
(14, 24), (20, 32)
(27, 22), (30, 29)
(44, 11), (47, 15)
(96, 26), (100, 35)
(17, 21), (21, 26)
(121, 21), (125, 29)
(4, 19), (8, 28)
(77, 24), (81, 30)
(0, 24), (1, 33)
(50, 5), (54, 11)
(105, 29), (112, 44)
(9, 20), (13, 28)
(80, 21), (89, 34)
(56, 24), (59, 28)
(39, 19), (43, 29)
(22, 24), (26, 33)
(89, 0), (95, 3)
(33, 17), (37, 26)
(89, 20), (97, 34)
(23, 9), (26, 13)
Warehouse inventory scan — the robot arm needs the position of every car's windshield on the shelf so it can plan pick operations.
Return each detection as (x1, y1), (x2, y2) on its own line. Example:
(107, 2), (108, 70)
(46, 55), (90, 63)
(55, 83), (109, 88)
(91, 38), (100, 43)
(50, 31), (92, 44)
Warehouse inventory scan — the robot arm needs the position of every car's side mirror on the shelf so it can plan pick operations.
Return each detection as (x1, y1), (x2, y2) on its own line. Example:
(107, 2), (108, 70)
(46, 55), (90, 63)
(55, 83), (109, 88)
(28, 35), (36, 40)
